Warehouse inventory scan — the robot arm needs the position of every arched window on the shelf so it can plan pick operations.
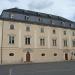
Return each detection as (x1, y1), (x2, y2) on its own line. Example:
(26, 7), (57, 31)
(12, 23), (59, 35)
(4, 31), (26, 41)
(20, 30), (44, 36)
(10, 24), (14, 30)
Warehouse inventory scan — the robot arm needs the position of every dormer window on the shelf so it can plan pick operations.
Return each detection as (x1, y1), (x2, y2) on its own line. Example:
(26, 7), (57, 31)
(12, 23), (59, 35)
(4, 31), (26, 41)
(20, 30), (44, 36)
(10, 24), (14, 30)
(38, 18), (41, 21)
(25, 16), (29, 20)
(60, 21), (63, 24)
(69, 24), (71, 27)
(38, 18), (42, 22)
(10, 14), (14, 19)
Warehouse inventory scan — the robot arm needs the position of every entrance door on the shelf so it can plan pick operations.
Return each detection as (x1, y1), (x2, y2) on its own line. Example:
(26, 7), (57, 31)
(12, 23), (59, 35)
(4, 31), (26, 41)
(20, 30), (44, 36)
(26, 52), (30, 62)
(65, 54), (68, 60)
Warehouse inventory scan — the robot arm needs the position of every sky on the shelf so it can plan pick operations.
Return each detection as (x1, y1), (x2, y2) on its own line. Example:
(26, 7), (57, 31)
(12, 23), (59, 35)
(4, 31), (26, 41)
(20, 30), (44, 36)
(0, 0), (75, 21)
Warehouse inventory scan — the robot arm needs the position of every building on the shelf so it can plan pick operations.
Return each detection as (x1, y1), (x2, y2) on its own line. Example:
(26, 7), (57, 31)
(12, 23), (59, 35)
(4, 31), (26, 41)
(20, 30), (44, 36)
(0, 8), (75, 64)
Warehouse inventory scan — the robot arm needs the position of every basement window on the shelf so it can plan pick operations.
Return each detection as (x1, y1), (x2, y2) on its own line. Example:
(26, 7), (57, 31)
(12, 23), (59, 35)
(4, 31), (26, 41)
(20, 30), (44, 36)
(9, 53), (14, 56)
(41, 53), (45, 56)
(54, 53), (57, 56)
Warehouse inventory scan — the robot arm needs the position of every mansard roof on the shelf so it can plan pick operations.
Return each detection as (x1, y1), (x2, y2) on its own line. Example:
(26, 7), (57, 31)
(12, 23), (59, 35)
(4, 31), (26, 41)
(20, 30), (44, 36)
(3, 8), (73, 23)
(0, 8), (75, 30)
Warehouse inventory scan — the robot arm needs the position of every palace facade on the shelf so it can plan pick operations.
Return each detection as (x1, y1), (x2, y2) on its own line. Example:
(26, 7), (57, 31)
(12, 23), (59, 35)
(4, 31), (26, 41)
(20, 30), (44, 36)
(0, 8), (75, 64)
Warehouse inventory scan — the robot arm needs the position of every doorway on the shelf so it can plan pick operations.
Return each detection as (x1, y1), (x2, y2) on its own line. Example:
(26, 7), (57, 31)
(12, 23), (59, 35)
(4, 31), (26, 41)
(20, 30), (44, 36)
(65, 53), (68, 60)
(26, 52), (30, 62)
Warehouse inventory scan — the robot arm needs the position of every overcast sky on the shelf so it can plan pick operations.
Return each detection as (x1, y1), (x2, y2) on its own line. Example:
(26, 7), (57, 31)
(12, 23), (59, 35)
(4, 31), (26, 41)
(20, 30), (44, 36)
(0, 0), (75, 21)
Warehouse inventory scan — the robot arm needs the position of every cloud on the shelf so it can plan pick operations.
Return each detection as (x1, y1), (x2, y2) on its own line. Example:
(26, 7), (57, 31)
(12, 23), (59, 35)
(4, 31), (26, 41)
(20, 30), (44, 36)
(27, 0), (75, 21)
(0, 0), (75, 21)
(28, 0), (53, 10)
(8, 0), (18, 2)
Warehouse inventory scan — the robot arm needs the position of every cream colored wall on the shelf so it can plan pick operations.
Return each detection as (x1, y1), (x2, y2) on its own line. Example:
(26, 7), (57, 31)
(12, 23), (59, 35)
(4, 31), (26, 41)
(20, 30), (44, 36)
(2, 21), (75, 49)
(2, 48), (23, 64)
(0, 20), (75, 64)
(31, 49), (64, 63)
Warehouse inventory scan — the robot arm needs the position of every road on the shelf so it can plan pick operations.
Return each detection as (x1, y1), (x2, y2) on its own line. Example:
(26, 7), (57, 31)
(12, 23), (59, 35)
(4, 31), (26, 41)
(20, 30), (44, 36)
(0, 61), (75, 75)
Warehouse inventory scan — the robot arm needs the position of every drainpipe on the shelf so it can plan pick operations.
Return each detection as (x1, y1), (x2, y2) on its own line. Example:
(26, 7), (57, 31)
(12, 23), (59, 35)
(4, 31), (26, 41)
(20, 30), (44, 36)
(1, 19), (4, 64)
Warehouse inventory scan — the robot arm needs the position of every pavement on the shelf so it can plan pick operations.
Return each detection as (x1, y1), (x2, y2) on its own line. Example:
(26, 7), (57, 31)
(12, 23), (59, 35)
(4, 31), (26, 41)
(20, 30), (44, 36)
(0, 61), (75, 75)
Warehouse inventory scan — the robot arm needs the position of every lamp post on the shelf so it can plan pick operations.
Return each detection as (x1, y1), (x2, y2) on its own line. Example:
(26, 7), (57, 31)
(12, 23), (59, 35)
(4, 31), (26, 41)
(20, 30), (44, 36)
(1, 19), (4, 64)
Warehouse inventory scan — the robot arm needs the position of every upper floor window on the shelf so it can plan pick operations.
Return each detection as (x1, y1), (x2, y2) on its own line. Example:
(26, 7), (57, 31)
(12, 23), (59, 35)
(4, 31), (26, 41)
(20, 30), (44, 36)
(64, 31), (66, 35)
(53, 29), (56, 34)
(41, 27), (44, 33)
(40, 38), (45, 46)
(64, 40), (67, 47)
(72, 40), (75, 47)
(52, 39), (57, 46)
(9, 35), (15, 44)
(26, 26), (30, 31)
(73, 32), (75, 36)
(25, 37), (31, 45)
(10, 24), (14, 30)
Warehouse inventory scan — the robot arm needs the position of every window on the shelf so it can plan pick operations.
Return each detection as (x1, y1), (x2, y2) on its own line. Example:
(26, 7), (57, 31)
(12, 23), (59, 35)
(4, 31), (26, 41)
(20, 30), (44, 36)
(60, 21), (63, 24)
(53, 29), (56, 34)
(38, 18), (41, 21)
(9, 53), (14, 56)
(10, 14), (14, 19)
(25, 16), (29, 20)
(41, 27), (44, 33)
(64, 31), (66, 35)
(38, 18), (42, 22)
(69, 24), (71, 27)
(10, 24), (14, 30)
(64, 40), (67, 47)
(40, 38), (45, 46)
(54, 53), (57, 56)
(72, 40), (75, 47)
(25, 37), (31, 45)
(41, 53), (45, 56)
(74, 53), (75, 56)
(73, 32), (75, 36)
(26, 26), (30, 31)
(52, 39), (57, 46)
(9, 35), (14, 44)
